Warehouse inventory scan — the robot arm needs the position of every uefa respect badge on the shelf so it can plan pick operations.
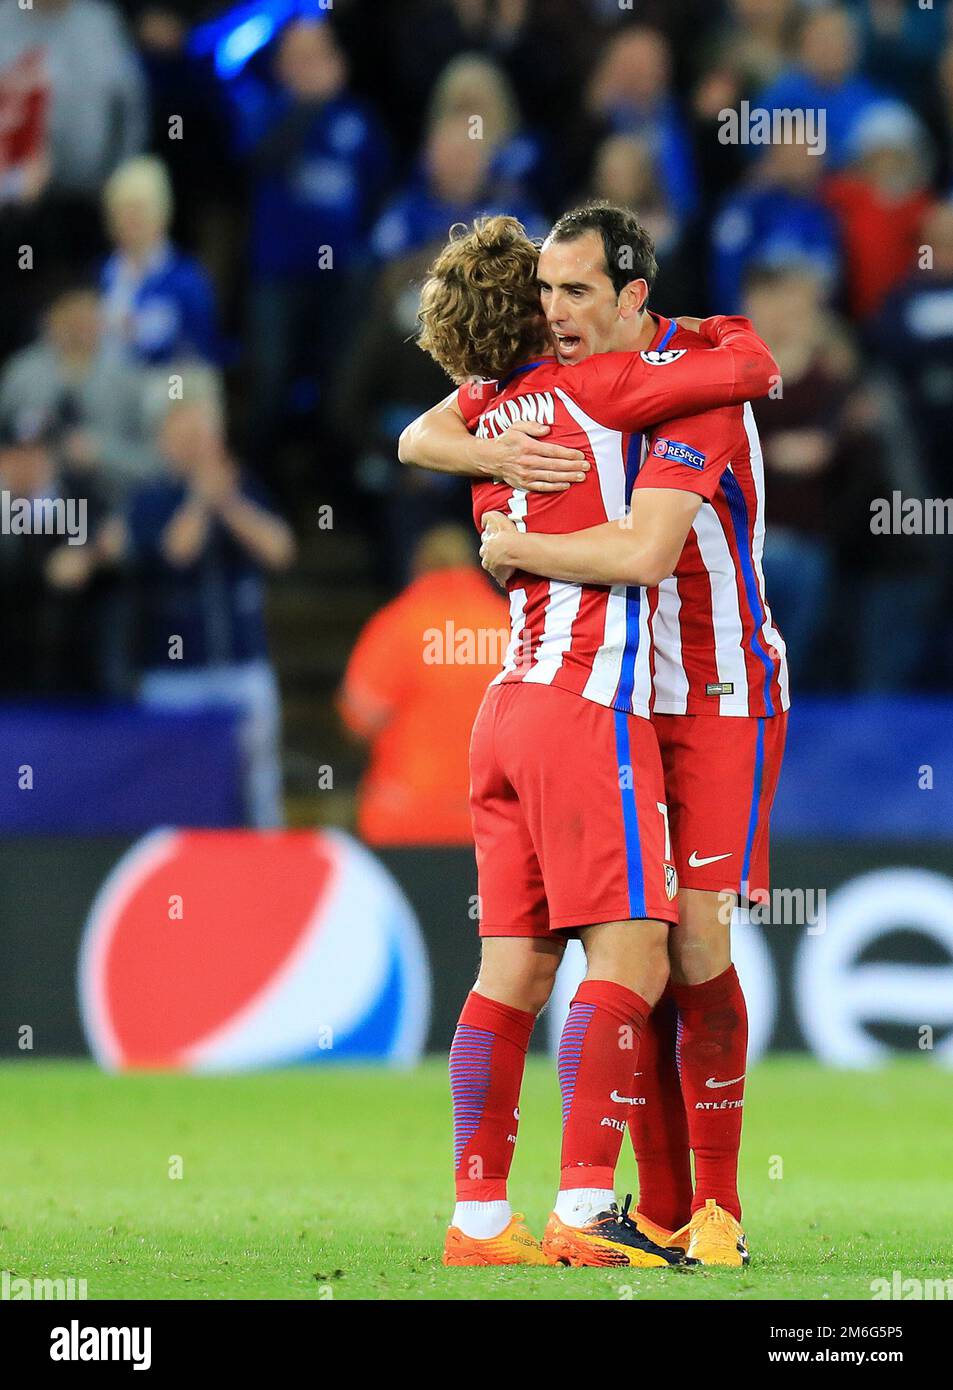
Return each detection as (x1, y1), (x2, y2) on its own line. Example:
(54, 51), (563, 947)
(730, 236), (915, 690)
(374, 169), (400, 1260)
(652, 437), (707, 470)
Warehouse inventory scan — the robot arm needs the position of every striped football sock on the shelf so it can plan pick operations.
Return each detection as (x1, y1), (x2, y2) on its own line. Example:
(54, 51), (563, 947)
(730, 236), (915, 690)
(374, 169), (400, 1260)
(449, 991), (535, 1207)
(557, 978), (650, 1193)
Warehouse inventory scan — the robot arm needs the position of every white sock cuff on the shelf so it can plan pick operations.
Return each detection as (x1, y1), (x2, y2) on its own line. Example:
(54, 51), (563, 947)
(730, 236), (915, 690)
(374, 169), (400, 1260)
(451, 1199), (512, 1239)
(554, 1187), (616, 1227)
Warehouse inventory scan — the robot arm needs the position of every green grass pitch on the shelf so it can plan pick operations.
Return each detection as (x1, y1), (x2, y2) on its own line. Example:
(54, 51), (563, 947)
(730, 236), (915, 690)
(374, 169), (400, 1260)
(1, 1057), (949, 1301)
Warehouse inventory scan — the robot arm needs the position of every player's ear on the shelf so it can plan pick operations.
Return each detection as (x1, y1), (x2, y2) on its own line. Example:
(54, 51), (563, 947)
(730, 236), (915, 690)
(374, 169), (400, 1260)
(619, 279), (649, 320)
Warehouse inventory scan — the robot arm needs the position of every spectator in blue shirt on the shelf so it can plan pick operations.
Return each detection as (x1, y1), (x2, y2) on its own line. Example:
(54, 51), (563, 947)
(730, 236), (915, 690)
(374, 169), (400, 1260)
(582, 132), (701, 312)
(101, 156), (219, 366)
(233, 17), (390, 457)
(849, 0), (948, 115)
(711, 139), (841, 311)
(865, 198), (953, 688)
(0, 401), (116, 695)
(583, 26), (698, 220)
(426, 53), (553, 214)
(871, 199), (953, 498)
(236, 18), (389, 279)
(126, 394), (296, 827)
(371, 114), (546, 264)
(754, 5), (889, 171)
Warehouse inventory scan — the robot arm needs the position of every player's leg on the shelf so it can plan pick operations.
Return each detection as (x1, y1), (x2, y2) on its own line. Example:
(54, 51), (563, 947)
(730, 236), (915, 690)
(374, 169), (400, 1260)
(506, 693), (683, 1267)
(626, 892), (737, 1244)
(444, 686), (558, 1266)
(654, 711), (787, 1265)
(446, 934), (562, 1262)
(559, 917), (670, 1211)
(553, 916), (667, 1202)
(663, 889), (755, 1269)
(669, 887), (744, 1216)
(626, 712), (695, 1238)
(667, 885), (749, 1266)
(545, 916), (685, 1267)
(626, 981), (693, 1240)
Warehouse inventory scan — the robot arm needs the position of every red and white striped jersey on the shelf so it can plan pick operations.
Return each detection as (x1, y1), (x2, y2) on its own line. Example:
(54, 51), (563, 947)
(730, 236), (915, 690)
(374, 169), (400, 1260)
(459, 315), (789, 719)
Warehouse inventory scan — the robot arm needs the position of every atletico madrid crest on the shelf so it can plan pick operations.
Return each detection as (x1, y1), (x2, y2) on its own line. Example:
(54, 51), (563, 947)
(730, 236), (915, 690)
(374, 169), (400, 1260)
(665, 863), (679, 900)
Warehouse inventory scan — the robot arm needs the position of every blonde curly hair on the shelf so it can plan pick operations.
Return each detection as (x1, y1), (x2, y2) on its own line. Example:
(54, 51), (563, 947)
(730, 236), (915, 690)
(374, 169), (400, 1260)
(416, 215), (551, 383)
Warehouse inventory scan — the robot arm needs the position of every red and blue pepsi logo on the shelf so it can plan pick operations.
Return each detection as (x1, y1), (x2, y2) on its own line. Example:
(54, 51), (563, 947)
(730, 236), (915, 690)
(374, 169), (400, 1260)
(78, 829), (431, 1071)
(652, 437), (706, 470)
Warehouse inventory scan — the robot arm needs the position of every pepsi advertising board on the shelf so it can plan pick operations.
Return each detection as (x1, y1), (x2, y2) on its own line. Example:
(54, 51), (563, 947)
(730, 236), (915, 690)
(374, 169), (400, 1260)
(78, 830), (431, 1070)
(0, 830), (951, 1071)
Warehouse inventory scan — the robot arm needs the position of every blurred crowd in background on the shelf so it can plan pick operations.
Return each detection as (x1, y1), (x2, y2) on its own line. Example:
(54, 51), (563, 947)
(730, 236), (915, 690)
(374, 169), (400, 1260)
(2, 0), (953, 834)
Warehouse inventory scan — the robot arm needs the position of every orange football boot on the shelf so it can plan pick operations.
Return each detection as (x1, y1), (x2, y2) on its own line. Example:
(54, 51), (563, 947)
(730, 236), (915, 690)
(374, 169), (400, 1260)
(542, 1194), (687, 1268)
(443, 1213), (551, 1266)
(670, 1199), (749, 1266)
(632, 1209), (687, 1254)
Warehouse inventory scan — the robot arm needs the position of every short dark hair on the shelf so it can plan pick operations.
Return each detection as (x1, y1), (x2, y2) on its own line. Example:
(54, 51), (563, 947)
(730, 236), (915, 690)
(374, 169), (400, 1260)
(547, 201), (658, 298)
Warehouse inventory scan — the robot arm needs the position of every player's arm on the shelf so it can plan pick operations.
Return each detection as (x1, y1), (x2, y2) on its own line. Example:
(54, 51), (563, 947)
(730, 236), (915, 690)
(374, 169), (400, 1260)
(481, 407), (741, 589)
(482, 489), (701, 589)
(590, 316), (779, 431)
(397, 389), (589, 493)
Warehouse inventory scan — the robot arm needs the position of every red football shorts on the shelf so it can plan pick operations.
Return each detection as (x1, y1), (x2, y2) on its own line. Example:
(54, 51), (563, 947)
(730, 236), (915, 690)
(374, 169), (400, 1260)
(651, 710), (788, 901)
(470, 682), (679, 937)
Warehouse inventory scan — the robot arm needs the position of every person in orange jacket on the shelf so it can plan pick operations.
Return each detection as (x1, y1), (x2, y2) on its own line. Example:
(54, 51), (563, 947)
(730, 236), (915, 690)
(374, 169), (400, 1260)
(338, 524), (509, 846)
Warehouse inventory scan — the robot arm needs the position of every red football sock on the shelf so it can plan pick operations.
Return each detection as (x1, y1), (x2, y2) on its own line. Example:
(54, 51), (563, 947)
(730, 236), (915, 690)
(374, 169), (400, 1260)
(558, 979), (651, 1191)
(449, 991), (535, 1201)
(629, 985), (694, 1232)
(672, 965), (748, 1221)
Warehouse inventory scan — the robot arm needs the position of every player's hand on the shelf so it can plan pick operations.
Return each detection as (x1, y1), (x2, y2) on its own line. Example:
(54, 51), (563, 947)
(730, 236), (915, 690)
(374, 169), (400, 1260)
(480, 510), (518, 588)
(673, 316), (703, 334)
(484, 422), (588, 493)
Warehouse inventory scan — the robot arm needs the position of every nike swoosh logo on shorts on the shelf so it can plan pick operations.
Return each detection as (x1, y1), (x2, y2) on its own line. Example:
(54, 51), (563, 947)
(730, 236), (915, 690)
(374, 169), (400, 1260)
(688, 851), (733, 868)
(610, 1089), (640, 1104)
(705, 1074), (746, 1089)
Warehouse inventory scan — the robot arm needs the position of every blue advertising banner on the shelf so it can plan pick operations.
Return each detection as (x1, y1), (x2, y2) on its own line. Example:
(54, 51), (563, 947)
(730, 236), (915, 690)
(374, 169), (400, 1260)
(0, 704), (244, 831)
(773, 698), (952, 840)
